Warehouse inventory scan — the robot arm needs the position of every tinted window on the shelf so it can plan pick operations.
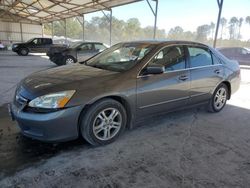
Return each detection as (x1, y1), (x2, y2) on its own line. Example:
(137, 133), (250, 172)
(79, 43), (92, 50)
(42, 38), (52, 45)
(32, 38), (42, 45)
(149, 46), (185, 71)
(188, 47), (212, 68)
(212, 53), (221, 65)
(95, 44), (106, 52)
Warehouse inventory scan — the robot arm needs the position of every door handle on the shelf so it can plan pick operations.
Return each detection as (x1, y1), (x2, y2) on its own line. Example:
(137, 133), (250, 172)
(214, 69), (221, 74)
(179, 75), (188, 81)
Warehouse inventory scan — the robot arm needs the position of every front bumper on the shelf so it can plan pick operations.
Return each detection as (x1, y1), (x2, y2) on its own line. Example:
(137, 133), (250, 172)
(49, 54), (63, 63)
(9, 103), (83, 142)
(12, 47), (19, 52)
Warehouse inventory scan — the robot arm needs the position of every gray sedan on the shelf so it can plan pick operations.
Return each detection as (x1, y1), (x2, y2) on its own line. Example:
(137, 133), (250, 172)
(9, 41), (241, 146)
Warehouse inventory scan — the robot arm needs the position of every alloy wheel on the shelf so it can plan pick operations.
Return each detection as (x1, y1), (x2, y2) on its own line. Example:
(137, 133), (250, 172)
(65, 58), (74, 64)
(93, 108), (122, 141)
(214, 87), (227, 110)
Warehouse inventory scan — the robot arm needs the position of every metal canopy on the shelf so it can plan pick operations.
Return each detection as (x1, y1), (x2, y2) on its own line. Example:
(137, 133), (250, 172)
(0, 0), (142, 23)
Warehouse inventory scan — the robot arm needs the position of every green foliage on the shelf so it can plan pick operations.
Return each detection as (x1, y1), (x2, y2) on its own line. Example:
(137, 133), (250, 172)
(44, 16), (167, 44)
(43, 15), (250, 48)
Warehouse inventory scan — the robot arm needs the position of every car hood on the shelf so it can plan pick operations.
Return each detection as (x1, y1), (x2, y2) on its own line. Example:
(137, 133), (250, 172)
(21, 64), (119, 98)
(13, 42), (26, 46)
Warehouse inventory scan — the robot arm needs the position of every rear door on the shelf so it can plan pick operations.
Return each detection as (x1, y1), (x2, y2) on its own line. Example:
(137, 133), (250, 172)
(40, 38), (52, 53)
(187, 45), (224, 104)
(136, 45), (190, 117)
(76, 43), (94, 61)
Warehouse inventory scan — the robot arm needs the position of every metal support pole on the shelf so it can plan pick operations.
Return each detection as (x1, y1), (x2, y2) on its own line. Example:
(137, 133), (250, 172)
(52, 22), (54, 40)
(64, 19), (67, 45)
(82, 14), (85, 41)
(20, 22), (23, 42)
(213, 0), (224, 48)
(146, 0), (158, 39)
(42, 24), (44, 37)
(154, 0), (158, 39)
(101, 9), (112, 46)
(110, 9), (112, 46)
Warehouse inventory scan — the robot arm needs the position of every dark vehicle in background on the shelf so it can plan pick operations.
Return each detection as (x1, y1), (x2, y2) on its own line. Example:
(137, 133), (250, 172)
(9, 40), (240, 146)
(47, 42), (108, 66)
(218, 47), (250, 65)
(12, 38), (59, 56)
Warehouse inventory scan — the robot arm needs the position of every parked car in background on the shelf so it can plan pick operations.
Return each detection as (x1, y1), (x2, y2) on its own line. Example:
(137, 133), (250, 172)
(12, 38), (63, 56)
(9, 41), (240, 146)
(47, 41), (108, 66)
(218, 47), (250, 65)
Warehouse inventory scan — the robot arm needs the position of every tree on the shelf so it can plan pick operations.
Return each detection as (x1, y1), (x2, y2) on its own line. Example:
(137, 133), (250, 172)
(228, 17), (239, 39)
(238, 17), (244, 39)
(210, 22), (215, 39)
(196, 24), (210, 42)
(168, 26), (184, 39)
(220, 17), (227, 39)
(246, 16), (250, 26)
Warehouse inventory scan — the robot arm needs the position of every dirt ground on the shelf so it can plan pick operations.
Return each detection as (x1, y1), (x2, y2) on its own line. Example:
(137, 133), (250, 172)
(0, 51), (250, 188)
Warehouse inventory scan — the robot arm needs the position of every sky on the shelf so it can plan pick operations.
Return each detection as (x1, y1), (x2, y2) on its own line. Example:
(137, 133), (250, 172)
(85, 0), (250, 40)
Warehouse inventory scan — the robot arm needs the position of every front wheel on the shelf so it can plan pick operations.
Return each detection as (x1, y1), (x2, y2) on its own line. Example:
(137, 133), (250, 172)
(208, 83), (229, 113)
(19, 48), (29, 56)
(80, 99), (127, 146)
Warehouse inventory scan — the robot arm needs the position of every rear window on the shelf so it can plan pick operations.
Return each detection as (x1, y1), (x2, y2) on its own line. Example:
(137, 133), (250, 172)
(188, 47), (213, 68)
(42, 38), (52, 45)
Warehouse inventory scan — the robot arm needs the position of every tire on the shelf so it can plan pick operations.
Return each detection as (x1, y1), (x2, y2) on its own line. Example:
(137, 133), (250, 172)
(19, 48), (29, 56)
(207, 83), (229, 113)
(64, 56), (75, 65)
(80, 99), (127, 146)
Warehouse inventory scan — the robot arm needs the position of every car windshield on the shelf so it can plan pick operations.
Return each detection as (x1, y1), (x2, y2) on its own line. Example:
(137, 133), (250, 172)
(85, 43), (154, 72)
(26, 38), (35, 43)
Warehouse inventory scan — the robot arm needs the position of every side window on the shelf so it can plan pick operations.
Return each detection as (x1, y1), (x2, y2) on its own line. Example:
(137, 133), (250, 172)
(95, 44), (106, 52)
(241, 48), (248, 55)
(148, 46), (186, 72)
(188, 47), (213, 68)
(32, 39), (38, 45)
(79, 43), (92, 51)
(42, 38), (52, 45)
(212, 53), (221, 65)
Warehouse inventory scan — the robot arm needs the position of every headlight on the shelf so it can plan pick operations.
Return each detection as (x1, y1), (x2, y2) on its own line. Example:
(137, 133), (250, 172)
(12, 44), (18, 48)
(28, 90), (75, 109)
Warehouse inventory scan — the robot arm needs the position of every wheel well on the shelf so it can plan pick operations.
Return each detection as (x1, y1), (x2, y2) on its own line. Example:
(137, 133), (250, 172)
(77, 96), (133, 136)
(221, 81), (231, 99)
(101, 96), (132, 129)
(65, 55), (76, 62)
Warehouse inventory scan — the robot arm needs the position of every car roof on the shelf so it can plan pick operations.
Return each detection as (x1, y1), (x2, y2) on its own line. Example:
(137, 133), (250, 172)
(119, 39), (209, 47)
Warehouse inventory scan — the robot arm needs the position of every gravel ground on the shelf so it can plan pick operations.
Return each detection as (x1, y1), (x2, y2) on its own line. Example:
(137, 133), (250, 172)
(0, 51), (250, 188)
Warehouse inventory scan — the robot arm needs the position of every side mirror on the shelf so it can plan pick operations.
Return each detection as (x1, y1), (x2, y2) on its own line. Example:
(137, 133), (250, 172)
(145, 65), (165, 75)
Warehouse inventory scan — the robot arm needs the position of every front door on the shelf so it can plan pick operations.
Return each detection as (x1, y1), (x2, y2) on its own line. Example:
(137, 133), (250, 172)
(136, 45), (190, 117)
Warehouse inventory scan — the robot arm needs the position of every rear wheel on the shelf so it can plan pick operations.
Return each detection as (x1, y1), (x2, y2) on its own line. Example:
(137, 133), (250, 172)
(208, 83), (228, 112)
(19, 48), (29, 56)
(80, 99), (127, 146)
(64, 56), (75, 65)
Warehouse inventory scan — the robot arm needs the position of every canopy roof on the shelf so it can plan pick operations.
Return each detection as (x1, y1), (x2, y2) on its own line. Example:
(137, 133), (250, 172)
(0, 0), (142, 23)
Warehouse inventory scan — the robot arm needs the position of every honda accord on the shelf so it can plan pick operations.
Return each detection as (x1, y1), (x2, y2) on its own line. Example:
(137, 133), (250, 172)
(9, 41), (241, 146)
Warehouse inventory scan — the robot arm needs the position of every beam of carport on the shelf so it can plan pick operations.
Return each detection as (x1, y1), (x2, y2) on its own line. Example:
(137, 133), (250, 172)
(213, 0), (224, 47)
(101, 9), (112, 46)
(146, 0), (158, 39)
